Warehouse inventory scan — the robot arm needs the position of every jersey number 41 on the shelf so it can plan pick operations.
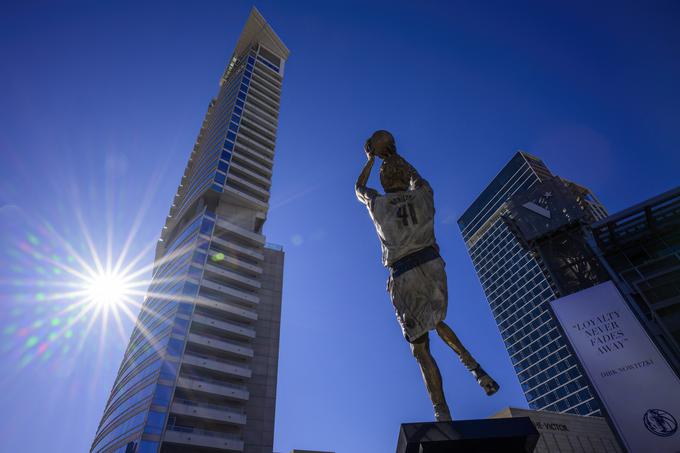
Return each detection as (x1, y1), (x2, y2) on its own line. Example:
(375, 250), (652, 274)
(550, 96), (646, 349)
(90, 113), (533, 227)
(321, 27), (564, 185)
(396, 203), (419, 226)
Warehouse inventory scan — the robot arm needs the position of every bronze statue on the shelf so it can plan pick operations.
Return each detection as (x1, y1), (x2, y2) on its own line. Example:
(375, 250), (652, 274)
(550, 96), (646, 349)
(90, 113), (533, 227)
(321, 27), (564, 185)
(355, 130), (499, 421)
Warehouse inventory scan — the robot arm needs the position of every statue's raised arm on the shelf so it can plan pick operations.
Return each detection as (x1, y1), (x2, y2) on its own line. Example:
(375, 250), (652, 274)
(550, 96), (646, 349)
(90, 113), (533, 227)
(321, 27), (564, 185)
(355, 141), (378, 206)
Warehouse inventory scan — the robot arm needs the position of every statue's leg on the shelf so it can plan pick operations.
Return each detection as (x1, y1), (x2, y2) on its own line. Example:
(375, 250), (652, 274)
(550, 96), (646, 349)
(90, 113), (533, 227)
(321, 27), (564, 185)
(435, 322), (500, 396)
(410, 333), (452, 421)
(435, 321), (478, 370)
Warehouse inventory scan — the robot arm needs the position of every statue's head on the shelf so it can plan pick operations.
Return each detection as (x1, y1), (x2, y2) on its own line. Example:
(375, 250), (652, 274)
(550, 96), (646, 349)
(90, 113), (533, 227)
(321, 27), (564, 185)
(380, 156), (410, 193)
(367, 130), (396, 158)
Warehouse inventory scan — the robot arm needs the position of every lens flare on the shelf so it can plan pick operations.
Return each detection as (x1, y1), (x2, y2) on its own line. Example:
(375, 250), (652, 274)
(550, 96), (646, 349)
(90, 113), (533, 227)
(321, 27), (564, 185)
(84, 272), (130, 308)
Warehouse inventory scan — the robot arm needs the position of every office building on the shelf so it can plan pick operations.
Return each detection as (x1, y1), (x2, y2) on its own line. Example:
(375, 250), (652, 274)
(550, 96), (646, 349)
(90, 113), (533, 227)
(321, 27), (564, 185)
(91, 8), (289, 453)
(458, 152), (607, 416)
(590, 186), (680, 372)
(490, 407), (622, 452)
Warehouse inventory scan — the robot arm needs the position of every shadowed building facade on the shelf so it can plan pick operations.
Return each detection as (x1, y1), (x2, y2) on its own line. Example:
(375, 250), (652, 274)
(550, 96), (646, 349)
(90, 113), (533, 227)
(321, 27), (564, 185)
(458, 152), (607, 416)
(91, 8), (288, 453)
(590, 186), (680, 373)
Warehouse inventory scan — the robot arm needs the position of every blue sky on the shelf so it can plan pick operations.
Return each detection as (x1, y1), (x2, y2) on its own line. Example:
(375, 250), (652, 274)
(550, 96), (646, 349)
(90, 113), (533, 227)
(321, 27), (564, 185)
(1, 1), (679, 452)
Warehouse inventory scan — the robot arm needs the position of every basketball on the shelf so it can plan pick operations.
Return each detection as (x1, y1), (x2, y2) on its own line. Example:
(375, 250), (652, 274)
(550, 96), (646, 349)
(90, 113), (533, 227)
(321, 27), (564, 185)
(367, 130), (396, 159)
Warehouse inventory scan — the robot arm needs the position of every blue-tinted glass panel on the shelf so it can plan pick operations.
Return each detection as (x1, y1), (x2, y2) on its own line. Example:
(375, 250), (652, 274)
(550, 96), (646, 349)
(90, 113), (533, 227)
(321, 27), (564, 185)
(218, 161), (229, 173)
(192, 251), (207, 265)
(200, 218), (214, 235)
(221, 150), (232, 161)
(172, 318), (189, 336)
(91, 410), (146, 452)
(152, 384), (172, 407)
(237, 91), (246, 101)
(159, 361), (178, 381)
(188, 265), (202, 280)
(166, 338), (184, 357)
(138, 441), (159, 453)
(143, 410), (167, 435)
(177, 302), (193, 315)
(214, 172), (226, 185)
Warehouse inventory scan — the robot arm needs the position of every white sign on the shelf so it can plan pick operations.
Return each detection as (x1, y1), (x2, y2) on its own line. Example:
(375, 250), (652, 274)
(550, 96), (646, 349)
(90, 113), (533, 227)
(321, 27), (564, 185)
(550, 281), (680, 452)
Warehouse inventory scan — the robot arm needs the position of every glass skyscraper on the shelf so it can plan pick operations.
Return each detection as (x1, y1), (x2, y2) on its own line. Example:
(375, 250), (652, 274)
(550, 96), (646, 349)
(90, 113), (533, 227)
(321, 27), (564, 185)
(458, 152), (607, 416)
(91, 8), (288, 453)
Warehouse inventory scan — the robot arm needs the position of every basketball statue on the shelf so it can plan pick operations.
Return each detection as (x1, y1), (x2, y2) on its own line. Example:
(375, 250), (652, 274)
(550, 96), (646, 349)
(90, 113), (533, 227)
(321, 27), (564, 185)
(355, 130), (499, 421)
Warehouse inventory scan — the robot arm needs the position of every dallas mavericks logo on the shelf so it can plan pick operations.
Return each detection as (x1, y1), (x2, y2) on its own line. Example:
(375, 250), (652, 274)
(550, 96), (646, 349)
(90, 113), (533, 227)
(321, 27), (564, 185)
(643, 409), (678, 437)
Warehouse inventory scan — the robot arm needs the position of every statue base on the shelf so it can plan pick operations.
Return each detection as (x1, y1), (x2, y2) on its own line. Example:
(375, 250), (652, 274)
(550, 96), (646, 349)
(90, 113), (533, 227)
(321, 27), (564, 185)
(396, 417), (539, 453)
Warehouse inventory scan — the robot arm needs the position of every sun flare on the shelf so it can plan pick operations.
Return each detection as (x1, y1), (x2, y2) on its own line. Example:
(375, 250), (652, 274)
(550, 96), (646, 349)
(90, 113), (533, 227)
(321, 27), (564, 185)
(85, 272), (129, 308)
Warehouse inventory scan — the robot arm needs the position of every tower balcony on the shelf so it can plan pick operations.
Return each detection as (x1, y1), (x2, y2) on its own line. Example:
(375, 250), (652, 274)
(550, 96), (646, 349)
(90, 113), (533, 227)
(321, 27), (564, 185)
(195, 295), (258, 322)
(204, 254), (263, 283)
(240, 109), (277, 140)
(246, 80), (280, 113)
(203, 263), (262, 290)
(228, 161), (271, 189)
(248, 74), (281, 101)
(182, 352), (252, 378)
(250, 67), (282, 94)
(234, 135), (274, 164)
(252, 65), (282, 92)
(242, 97), (278, 126)
(199, 279), (260, 306)
(163, 428), (244, 452)
(187, 332), (254, 358)
(243, 92), (278, 121)
(171, 398), (246, 425)
(191, 313), (256, 339)
(210, 236), (265, 261)
(231, 153), (272, 179)
(222, 184), (269, 211)
(238, 122), (276, 151)
(227, 173), (270, 199)
(175, 376), (249, 401)
(214, 217), (265, 247)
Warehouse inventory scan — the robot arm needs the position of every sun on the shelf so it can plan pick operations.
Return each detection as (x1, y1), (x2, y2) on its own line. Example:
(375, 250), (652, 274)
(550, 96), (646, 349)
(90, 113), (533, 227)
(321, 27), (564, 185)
(85, 272), (130, 308)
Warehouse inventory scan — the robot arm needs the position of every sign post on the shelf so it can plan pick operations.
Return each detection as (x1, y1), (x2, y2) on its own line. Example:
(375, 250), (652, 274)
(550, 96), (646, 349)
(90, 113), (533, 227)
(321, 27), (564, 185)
(550, 281), (680, 452)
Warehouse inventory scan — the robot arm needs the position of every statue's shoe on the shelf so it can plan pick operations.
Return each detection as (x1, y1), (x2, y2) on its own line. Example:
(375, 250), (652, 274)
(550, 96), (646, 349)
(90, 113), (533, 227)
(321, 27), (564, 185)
(471, 365), (500, 396)
(434, 404), (452, 422)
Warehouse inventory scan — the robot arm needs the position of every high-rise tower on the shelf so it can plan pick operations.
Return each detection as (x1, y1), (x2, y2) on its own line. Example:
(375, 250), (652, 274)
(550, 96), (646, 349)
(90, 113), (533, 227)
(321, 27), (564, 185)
(91, 8), (289, 453)
(458, 152), (607, 417)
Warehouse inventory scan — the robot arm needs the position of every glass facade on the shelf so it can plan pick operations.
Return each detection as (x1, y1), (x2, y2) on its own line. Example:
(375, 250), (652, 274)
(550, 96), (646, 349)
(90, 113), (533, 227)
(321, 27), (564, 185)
(92, 8), (288, 453)
(458, 152), (603, 416)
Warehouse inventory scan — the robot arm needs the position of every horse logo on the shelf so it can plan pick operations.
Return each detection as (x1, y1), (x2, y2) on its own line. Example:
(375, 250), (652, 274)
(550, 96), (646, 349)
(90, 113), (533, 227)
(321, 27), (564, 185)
(643, 409), (678, 437)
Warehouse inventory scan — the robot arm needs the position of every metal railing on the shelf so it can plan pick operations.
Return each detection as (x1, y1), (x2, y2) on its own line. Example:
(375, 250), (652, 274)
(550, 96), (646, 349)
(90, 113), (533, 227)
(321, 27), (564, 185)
(173, 397), (245, 415)
(167, 425), (242, 441)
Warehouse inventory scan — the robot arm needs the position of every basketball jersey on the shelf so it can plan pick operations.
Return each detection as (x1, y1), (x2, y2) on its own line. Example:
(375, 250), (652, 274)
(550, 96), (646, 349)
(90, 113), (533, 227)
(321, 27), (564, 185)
(361, 184), (437, 267)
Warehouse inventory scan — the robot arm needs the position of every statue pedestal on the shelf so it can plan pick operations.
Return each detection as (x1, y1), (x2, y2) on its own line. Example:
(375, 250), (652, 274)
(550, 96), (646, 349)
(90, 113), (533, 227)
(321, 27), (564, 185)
(396, 417), (539, 453)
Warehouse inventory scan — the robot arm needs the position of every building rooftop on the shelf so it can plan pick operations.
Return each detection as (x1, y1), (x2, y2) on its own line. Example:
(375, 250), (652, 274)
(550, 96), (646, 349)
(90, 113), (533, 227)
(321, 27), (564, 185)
(233, 6), (290, 61)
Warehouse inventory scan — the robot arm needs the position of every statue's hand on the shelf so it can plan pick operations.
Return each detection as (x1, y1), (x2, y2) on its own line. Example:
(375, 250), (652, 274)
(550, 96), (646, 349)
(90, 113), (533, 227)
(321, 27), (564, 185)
(364, 139), (375, 160)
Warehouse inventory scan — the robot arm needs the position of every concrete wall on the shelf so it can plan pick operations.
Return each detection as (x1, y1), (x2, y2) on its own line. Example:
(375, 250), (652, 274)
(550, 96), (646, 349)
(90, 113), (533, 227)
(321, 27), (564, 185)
(491, 407), (622, 452)
(243, 247), (284, 453)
